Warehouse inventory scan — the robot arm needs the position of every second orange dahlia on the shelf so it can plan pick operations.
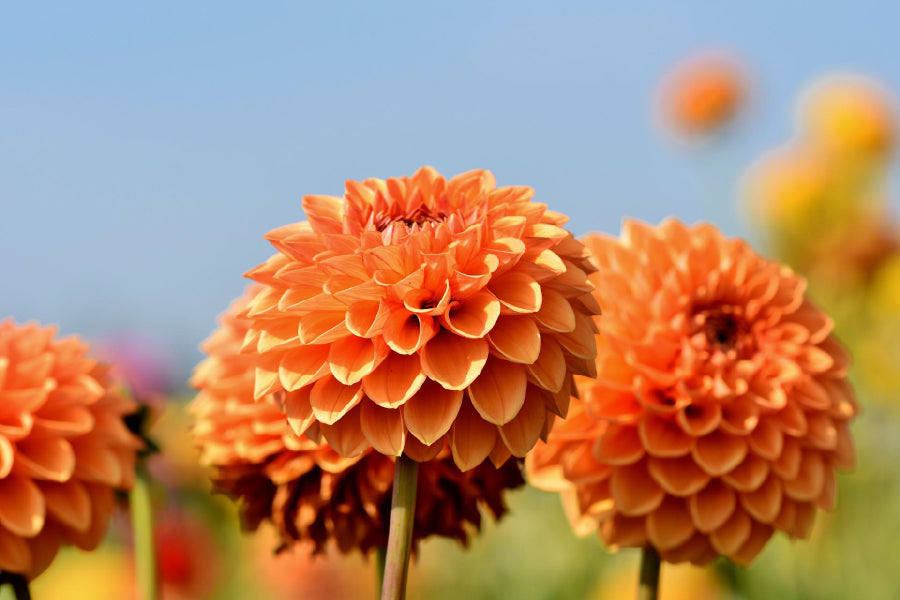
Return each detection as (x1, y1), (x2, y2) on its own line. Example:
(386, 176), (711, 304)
(240, 167), (599, 470)
(528, 219), (857, 565)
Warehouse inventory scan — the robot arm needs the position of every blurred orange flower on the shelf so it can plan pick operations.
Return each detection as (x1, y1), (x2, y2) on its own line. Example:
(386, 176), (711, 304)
(797, 74), (897, 160)
(658, 51), (747, 137)
(528, 220), (857, 565)
(0, 320), (142, 579)
(191, 288), (525, 555)
(240, 167), (599, 470)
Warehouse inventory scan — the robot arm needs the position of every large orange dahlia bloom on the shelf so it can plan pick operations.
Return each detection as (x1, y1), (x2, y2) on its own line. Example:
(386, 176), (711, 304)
(191, 289), (525, 554)
(528, 220), (857, 565)
(0, 320), (142, 578)
(240, 167), (599, 470)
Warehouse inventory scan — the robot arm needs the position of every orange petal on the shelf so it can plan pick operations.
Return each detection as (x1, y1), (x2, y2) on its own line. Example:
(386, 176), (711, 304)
(692, 431), (748, 476)
(526, 337), (566, 392)
(782, 451), (825, 501)
(0, 528), (30, 574)
(600, 513), (647, 550)
(41, 480), (91, 533)
(13, 436), (75, 482)
(689, 478), (736, 533)
(420, 331), (489, 391)
(676, 403), (721, 436)
(647, 496), (694, 551)
(319, 405), (368, 457)
(0, 437), (12, 479)
(279, 346), (330, 391)
(489, 271), (542, 314)
(284, 387), (315, 436)
(710, 508), (751, 556)
(467, 358), (527, 425)
(403, 435), (445, 462)
(610, 461), (665, 516)
(747, 419), (783, 460)
(771, 436), (801, 480)
(534, 288), (576, 332)
(328, 336), (386, 385)
(383, 311), (436, 355)
(647, 456), (710, 496)
(488, 436), (513, 468)
(555, 311), (598, 359)
(309, 376), (363, 425)
(345, 300), (390, 337)
(732, 522), (774, 566)
(722, 453), (769, 492)
(71, 441), (121, 486)
(359, 400), (405, 456)
(593, 423), (644, 466)
(362, 352), (426, 408)
(639, 414), (693, 457)
(739, 476), (783, 523)
(487, 316), (541, 364)
(449, 401), (497, 471)
(0, 476), (44, 537)
(498, 387), (547, 456)
(402, 379), (463, 445)
(441, 291), (501, 339)
(297, 311), (348, 344)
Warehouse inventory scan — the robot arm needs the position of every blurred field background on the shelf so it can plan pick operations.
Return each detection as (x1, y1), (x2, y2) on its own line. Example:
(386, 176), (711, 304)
(3, 2), (900, 599)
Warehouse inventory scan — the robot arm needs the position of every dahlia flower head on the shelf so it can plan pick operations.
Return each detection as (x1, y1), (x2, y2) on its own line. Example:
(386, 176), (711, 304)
(0, 320), (142, 578)
(528, 220), (857, 566)
(191, 288), (525, 555)
(240, 167), (600, 470)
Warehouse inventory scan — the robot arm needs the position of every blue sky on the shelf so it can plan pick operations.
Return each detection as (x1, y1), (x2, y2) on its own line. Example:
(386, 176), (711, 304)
(2, 2), (897, 383)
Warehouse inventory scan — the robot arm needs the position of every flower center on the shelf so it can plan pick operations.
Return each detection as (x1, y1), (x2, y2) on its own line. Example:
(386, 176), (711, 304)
(704, 312), (739, 348)
(375, 205), (449, 231)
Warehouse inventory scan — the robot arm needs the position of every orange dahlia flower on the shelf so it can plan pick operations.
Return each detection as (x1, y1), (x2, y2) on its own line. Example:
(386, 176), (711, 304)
(191, 288), (525, 554)
(0, 320), (142, 578)
(528, 220), (857, 565)
(240, 167), (599, 470)
(658, 52), (747, 137)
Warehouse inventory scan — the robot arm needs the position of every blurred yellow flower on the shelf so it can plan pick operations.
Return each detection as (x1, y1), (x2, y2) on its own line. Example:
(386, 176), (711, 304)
(29, 547), (133, 600)
(797, 74), (897, 161)
(591, 561), (725, 600)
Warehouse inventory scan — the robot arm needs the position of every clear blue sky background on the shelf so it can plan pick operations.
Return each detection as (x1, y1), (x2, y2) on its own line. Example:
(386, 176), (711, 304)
(2, 2), (897, 384)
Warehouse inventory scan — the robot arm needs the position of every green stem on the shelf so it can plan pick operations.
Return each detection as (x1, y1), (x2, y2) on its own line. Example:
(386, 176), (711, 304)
(638, 545), (661, 600)
(380, 455), (419, 600)
(130, 465), (159, 600)
(0, 573), (31, 600)
(375, 546), (387, 598)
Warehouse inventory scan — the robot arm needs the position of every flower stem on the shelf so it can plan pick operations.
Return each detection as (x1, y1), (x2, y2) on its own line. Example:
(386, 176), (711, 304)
(638, 545), (661, 600)
(0, 573), (31, 600)
(130, 465), (159, 600)
(375, 546), (387, 598)
(380, 455), (419, 600)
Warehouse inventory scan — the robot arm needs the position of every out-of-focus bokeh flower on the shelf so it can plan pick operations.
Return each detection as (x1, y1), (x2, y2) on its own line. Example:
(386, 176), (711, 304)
(250, 525), (373, 600)
(797, 74), (897, 161)
(591, 560), (726, 600)
(657, 51), (748, 138)
(152, 510), (223, 600)
(191, 288), (525, 555)
(91, 336), (175, 402)
(239, 167), (599, 470)
(528, 220), (857, 565)
(29, 546), (133, 600)
(0, 320), (143, 579)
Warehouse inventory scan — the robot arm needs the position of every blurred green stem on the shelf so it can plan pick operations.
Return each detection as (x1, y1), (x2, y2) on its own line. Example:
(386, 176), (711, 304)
(638, 546), (661, 600)
(375, 546), (387, 597)
(130, 465), (159, 600)
(380, 455), (419, 600)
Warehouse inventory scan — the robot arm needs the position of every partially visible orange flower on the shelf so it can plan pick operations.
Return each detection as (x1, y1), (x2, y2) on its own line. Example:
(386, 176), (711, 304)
(658, 51), (747, 137)
(191, 288), (525, 555)
(240, 167), (599, 470)
(797, 74), (897, 160)
(528, 220), (857, 565)
(0, 320), (143, 579)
